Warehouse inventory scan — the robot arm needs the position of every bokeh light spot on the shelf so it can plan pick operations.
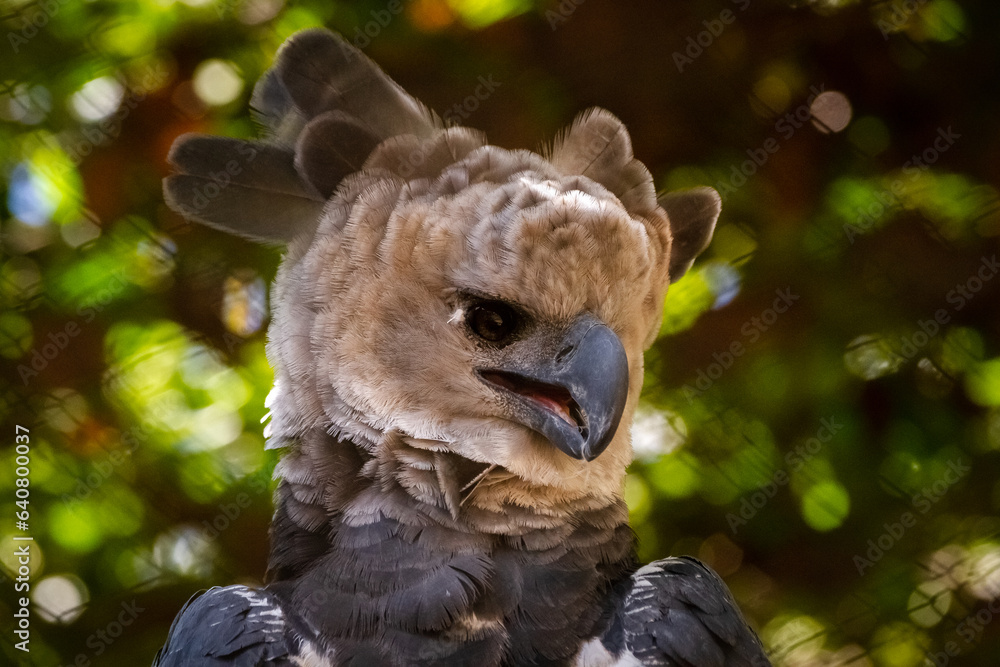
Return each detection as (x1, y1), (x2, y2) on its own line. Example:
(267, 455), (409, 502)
(34, 574), (89, 625)
(624, 474), (652, 523)
(69, 76), (124, 123)
(0, 535), (44, 578)
(446, 0), (531, 28)
(660, 269), (715, 336)
(965, 358), (1000, 407)
(410, 0), (456, 31)
(0, 312), (33, 359)
(192, 59), (244, 107)
(908, 580), (952, 628)
(631, 406), (688, 461)
(223, 270), (268, 337)
(810, 90), (852, 133)
(238, 0), (285, 24)
(8, 163), (57, 227)
(647, 451), (701, 499)
(153, 526), (217, 578)
(844, 334), (904, 380)
(752, 75), (791, 114)
(801, 480), (851, 531)
(848, 116), (891, 156)
(49, 502), (104, 554)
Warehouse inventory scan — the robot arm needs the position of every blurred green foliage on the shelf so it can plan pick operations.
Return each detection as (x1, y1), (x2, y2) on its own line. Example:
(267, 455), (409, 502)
(2, 0), (999, 665)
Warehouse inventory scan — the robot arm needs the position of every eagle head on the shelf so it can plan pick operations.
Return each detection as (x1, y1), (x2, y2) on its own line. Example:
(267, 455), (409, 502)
(165, 29), (720, 505)
(266, 121), (718, 502)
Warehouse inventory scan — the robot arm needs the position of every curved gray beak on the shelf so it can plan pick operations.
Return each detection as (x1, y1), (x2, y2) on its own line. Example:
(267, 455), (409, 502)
(479, 314), (629, 461)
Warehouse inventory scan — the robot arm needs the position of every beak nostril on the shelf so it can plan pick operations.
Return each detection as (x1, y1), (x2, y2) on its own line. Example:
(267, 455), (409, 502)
(556, 345), (575, 362)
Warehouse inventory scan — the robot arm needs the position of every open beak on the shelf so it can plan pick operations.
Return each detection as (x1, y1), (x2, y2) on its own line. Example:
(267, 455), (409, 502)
(478, 314), (629, 461)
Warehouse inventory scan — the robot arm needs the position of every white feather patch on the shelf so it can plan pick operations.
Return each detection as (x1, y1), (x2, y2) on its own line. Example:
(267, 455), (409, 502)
(574, 637), (643, 667)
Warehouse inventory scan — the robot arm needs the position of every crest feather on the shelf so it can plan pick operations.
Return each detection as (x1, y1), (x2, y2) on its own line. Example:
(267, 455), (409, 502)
(548, 108), (658, 217)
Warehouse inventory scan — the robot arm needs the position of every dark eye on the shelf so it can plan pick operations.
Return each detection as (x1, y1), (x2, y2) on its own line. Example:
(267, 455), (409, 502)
(468, 301), (519, 344)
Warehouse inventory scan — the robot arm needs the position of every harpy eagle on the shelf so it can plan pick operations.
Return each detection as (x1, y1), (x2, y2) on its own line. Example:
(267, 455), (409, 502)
(155, 29), (770, 667)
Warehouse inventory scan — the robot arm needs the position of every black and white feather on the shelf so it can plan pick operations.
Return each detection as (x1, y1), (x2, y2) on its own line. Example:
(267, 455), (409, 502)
(599, 558), (769, 666)
(155, 585), (315, 666)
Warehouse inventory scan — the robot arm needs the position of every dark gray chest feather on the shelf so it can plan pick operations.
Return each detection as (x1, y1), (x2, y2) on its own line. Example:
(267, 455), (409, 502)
(270, 484), (634, 666)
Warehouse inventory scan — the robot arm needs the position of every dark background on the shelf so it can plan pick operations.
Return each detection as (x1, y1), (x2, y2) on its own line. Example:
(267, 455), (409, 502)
(2, 0), (999, 664)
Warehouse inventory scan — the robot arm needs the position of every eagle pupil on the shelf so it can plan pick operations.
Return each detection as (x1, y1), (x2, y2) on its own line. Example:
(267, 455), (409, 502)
(470, 302), (516, 343)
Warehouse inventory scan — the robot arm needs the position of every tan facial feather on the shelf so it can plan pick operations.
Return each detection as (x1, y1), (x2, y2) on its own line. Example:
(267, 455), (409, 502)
(165, 29), (720, 530)
(261, 131), (681, 502)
